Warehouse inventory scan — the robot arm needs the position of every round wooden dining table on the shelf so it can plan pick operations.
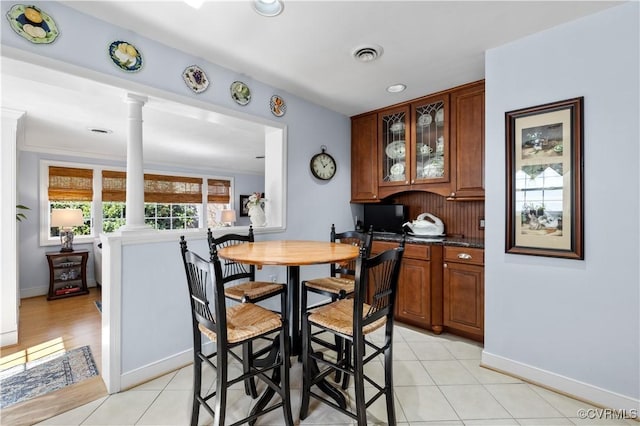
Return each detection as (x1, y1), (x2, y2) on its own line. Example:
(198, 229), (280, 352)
(217, 240), (360, 356)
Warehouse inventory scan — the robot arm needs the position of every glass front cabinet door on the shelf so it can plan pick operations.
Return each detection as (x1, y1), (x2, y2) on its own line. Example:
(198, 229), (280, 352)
(411, 94), (450, 185)
(379, 105), (410, 187)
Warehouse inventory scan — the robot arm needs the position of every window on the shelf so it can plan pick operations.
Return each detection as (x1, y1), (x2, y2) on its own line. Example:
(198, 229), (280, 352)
(42, 162), (235, 244)
(207, 178), (231, 228)
(48, 166), (93, 238)
(144, 203), (200, 230)
(101, 170), (212, 231)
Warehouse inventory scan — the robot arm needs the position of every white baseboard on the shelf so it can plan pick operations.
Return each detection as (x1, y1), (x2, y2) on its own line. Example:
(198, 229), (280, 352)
(481, 350), (640, 412)
(1, 330), (18, 347)
(119, 348), (193, 391)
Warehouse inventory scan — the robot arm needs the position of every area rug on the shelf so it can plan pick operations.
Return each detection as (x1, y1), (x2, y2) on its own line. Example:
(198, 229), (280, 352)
(0, 345), (98, 409)
(95, 300), (102, 313)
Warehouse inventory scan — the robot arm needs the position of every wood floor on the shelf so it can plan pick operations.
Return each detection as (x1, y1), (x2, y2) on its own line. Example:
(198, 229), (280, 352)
(0, 288), (107, 426)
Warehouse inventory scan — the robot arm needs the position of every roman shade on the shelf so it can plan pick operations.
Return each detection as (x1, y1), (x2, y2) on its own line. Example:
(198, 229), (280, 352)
(207, 179), (231, 203)
(48, 166), (93, 201)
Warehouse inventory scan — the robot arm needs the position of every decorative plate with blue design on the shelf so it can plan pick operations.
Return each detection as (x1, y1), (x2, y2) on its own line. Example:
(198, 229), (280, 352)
(6, 4), (59, 44)
(109, 40), (143, 72)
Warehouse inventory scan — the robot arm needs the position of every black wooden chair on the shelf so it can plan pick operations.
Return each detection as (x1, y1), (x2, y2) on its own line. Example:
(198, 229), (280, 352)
(300, 224), (373, 386)
(180, 236), (293, 426)
(207, 226), (286, 397)
(300, 240), (405, 426)
(207, 226), (285, 305)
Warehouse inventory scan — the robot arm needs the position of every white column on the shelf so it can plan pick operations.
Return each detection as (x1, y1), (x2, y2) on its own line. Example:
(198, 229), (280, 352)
(120, 93), (151, 232)
(1, 108), (24, 346)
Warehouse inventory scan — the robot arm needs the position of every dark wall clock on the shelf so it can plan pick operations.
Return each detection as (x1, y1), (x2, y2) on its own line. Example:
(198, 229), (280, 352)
(310, 145), (336, 181)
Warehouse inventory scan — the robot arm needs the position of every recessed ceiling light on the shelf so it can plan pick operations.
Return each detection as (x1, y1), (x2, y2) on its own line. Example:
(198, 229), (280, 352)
(88, 127), (113, 135)
(353, 45), (383, 63)
(253, 0), (284, 17)
(387, 84), (407, 93)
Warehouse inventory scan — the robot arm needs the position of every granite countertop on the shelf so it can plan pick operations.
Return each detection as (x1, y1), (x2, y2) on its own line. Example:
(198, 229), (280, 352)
(373, 232), (484, 249)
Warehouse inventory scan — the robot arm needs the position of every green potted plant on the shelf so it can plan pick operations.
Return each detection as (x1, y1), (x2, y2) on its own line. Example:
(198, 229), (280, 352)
(16, 204), (30, 222)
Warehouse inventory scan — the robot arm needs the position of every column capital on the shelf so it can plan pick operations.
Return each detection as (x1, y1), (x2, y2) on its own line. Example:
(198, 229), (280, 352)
(124, 93), (148, 105)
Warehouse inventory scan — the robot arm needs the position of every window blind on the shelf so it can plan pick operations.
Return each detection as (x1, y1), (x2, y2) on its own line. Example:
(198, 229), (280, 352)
(103, 171), (203, 203)
(207, 179), (230, 203)
(102, 170), (126, 202)
(48, 166), (93, 201)
(144, 174), (202, 203)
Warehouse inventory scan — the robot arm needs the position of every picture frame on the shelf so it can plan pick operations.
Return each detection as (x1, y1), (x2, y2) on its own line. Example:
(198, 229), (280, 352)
(505, 97), (584, 259)
(239, 195), (250, 217)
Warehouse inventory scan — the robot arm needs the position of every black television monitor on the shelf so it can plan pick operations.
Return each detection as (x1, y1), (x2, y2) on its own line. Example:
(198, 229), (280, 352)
(363, 204), (407, 234)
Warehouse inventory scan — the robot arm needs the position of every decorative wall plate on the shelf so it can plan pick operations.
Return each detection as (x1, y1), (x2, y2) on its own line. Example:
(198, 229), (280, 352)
(270, 95), (286, 117)
(230, 81), (251, 106)
(182, 65), (209, 93)
(6, 4), (59, 44)
(109, 41), (143, 72)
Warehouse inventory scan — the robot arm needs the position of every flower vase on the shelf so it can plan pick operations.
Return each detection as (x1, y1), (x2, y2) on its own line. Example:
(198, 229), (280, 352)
(248, 205), (266, 227)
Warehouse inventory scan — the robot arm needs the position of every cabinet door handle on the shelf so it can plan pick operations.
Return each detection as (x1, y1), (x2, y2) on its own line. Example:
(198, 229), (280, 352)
(457, 253), (472, 260)
(443, 263), (448, 268)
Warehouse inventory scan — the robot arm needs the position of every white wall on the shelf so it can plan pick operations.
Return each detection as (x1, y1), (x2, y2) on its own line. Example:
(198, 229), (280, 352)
(484, 2), (639, 410)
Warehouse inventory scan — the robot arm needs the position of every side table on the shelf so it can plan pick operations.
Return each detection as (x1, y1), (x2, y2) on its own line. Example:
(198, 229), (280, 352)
(45, 250), (89, 300)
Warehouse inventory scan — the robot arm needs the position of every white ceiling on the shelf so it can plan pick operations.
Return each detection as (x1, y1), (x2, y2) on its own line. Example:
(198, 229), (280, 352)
(2, 1), (619, 172)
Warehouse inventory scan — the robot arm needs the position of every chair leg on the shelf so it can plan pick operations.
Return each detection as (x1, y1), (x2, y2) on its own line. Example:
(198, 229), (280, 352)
(279, 324), (294, 426)
(384, 323), (397, 426)
(334, 334), (344, 383)
(299, 313), (311, 420)
(341, 340), (351, 390)
(191, 349), (202, 426)
(242, 342), (258, 398)
(353, 335), (367, 426)
(214, 349), (228, 426)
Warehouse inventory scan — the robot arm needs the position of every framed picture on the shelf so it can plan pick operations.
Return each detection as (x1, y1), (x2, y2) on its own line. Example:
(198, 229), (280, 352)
(505, 97), (584, 259)
(239, 195), (250, 217)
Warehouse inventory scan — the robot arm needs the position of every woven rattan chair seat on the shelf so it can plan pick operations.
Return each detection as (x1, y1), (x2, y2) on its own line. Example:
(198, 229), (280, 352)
(304, 277), (354, 295)
(198, 303), (282, 344)
(308, 299), (386, 336)
(224, 282), (285, 302)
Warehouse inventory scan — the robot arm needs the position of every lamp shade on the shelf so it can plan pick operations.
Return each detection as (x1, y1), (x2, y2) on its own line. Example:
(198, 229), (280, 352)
(220, 209), (237, 223)
(51, 209), (84, 228)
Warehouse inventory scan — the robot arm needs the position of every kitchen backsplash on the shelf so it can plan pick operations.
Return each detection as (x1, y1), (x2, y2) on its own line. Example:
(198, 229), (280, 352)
(389, 191), (485, 240)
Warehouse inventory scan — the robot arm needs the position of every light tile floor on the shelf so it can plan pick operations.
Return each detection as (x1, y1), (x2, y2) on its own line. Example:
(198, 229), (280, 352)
(37, 325), (636, 425)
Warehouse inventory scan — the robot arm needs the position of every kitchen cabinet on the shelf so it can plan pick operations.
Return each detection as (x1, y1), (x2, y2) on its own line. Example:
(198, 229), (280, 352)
(371, 241), (443, 333)
(351, 80), (484, 202)
(351, 113), (378, 202)
(443, 246), (484, 341)
(46, 250), (89, 300)
(448, 81), (485, 200)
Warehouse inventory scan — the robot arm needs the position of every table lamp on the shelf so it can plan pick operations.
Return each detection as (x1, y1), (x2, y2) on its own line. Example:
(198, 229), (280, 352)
(51, 209), (84, 252)
(220, 209), (236, 227)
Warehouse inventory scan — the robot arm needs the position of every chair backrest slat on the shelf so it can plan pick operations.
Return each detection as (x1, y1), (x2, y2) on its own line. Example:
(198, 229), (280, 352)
(207, 226), (255, 284)
(353, 239), (405, 329)
(330, 225), (374, 279)
(180, 236), (228, 340)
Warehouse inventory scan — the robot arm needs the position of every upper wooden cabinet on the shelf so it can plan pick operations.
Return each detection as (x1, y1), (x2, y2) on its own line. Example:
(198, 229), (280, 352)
(351, 80), (484, 202)
(351, 113), (378, 202)
(448, 81), (485, 200)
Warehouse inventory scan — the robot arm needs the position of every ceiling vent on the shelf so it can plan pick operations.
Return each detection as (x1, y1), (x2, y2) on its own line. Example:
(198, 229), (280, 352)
(353, 45), (383, 63)
(88, 127), (112, 134)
